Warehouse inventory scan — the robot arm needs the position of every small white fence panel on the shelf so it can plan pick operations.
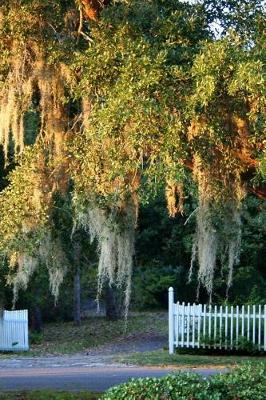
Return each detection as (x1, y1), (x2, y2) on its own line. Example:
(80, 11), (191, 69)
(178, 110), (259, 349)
(168, 287), (266, 354)
(0, 310), (29, 351)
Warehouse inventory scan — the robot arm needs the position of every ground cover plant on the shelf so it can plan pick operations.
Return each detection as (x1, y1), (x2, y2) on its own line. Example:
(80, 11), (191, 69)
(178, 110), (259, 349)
(0, 312), (167, 357)
(115, 348), (266, 368)
(101, 363), (266, 400)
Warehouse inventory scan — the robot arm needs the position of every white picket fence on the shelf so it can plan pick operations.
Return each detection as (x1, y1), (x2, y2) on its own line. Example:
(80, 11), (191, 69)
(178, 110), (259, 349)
(0, 310), (29, 351)
(168, 287), (266, 354)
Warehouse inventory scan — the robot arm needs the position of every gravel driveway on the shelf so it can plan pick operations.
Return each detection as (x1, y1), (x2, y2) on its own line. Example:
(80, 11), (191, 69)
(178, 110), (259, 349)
(0, 332), (168, 369)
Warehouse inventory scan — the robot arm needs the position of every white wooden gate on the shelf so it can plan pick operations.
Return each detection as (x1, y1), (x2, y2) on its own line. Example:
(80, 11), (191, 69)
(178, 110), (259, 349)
(168, 287), (266, 354)
(0, 310), (29, 351)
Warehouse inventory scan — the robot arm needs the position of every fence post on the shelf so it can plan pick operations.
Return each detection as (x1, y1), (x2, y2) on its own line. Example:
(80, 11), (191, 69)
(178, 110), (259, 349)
(168, 287), (174, 355)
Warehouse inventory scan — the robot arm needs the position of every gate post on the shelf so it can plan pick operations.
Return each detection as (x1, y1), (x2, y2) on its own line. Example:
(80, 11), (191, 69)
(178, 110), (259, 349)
(168, 287), (174, 354)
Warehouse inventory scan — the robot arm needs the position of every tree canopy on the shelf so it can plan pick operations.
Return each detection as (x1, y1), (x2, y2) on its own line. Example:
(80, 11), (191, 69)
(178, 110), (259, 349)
(0, 0), (265, 309)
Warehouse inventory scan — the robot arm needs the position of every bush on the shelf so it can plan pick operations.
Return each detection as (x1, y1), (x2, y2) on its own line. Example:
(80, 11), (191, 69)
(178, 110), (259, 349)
(29, 331), (44, 345)
(101, 363), (266, 400)
(178, 334), (262, 356)
(101, 373), (203, 400)
(209, 364), (266, 400)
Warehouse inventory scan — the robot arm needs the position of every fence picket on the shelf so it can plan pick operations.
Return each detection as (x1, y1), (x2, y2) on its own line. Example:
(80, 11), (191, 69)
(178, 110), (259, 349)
(252, 305), (256, 345)
(208, 305), (212, 349)
(242, 305), (245, 338)
(236, 305), (239, 349)
(25, 310), (29, 349)
(181, 302), (185, 347)
(198, 304), (201, 348)
(192, 303), (195, 348)
(247, 305), (250, 341)
(214, 305), (217, 349)
(203, 304), (206, 349)
(176, 302), (180, 348)
(219, 305), (222, 349)
(187, 303), (190, 348)
(230, 306), (234, 349)
(225, 306), (228, 349)
(173, 303), (176, 347)
(258, 305), (261, 349)
(264, 305), (266, 351)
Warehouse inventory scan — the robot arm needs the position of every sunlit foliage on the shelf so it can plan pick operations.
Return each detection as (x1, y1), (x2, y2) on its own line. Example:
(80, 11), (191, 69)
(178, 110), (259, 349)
(0, 0), (265, 305)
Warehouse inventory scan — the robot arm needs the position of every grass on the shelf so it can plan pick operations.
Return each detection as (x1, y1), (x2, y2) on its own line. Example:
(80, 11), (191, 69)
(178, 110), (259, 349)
(115, 348), (266, 368)
(0, 312), (167, 357)
(0, 391), (100, 399)
(1, 311), (265, 369)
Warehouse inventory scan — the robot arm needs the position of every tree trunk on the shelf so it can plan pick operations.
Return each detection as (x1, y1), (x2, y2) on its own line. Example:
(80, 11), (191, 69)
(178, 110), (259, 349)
(105, 284), (123, 320)
(31, 305), (42, 333)
(73, 242), (81, 326)
(73, 266), (81, 326)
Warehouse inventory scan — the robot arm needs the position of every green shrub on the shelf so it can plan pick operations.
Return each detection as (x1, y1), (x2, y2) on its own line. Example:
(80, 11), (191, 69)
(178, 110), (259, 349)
(196, 334), (261, 355)
(29, 331), (44, 345)
(101, 373), (203, 400)
(101, 363), (266, 400)
(236, 336), (259, 354)
(209, 363), (266, 400)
